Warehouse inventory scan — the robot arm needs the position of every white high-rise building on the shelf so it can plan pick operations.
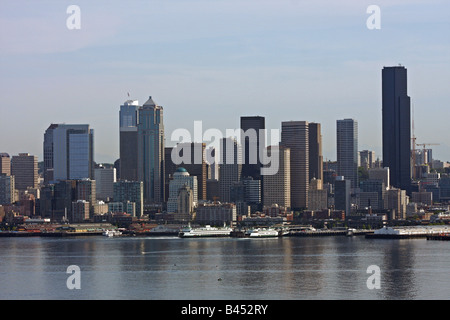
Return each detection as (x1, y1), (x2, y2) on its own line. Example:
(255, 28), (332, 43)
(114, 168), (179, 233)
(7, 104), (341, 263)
(167, 167), (198, 213)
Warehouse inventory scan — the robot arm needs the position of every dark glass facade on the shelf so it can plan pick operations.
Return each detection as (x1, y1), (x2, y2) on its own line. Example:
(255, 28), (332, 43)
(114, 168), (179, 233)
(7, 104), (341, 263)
(382, 66), (411, 193)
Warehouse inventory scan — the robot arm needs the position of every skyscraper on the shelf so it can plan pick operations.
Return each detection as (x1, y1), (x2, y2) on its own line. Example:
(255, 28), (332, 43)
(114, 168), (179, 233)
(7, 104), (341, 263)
(0, 174), (15, 204)
(43, 124), (58, 183)
(240, 116), (265, 206)
(281, 121), (309, 210)
(219, 137), (242, 203)
(334, 176), (351, 216)
(171, 142), (207, 201)
(308, 178), (327, 211)
(137, 96), (165, 204)
(263, 146), (291, 209)
(76, 178), (96, 217)
(119, 99), (140, 181)
(11, 153), (38, 191)
(382, 66), (411, 193)
(240, 116), (265, 179)
(0, 153), (11, 176)
(94, 166), (116, 201)
(308, 122), (323, 182)
(336, 118), (358, 189)
(359, 150), (376, 169)
(167, 167), (198, 213)
(113, 180), (144, 217)
(45, 124), (94, 182)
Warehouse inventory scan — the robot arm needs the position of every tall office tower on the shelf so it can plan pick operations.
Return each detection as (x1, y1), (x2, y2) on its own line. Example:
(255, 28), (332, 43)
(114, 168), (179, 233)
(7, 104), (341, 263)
(230, 177), (261, 213)
(172, 142), (207, 201)
(384, 188), (408, 220)
(382, 66), (411, 193)
(219, 137), (242, 203)
(76, 178), (96, 217)
(281, 121), (309, 210)
(240, 116), (265, 205)
(45, 124), (94, 181)
(43, 124), (58, 183)
(308, 178), (328, 211)
(164, 147), (177, 203)
(308, 122), (323, 182)
(167, 167), (198, 213)
(137, 96), (165, 204)
(368, 167), (390, 188)
(113, 180), (144, 217)
(360, 179), (386, 210)
(359, 150), (376, 169)
(240, 116), (265, 177)
(206, 179), (220, 201)
(119, 99), (140, 181)
(336, 119), (358, 189)
(334, 176), (351, 216)
(0, 174), (15, 204)
(177, 185), (195, 221)
(0, 153), (11, 176)
(263, 146), (291, 209)
(11, 153), (38, 191)
(71, 200), (90, 223)
(41, 180), (77, 222)
(94, 166), (116, 201)
(206, 146), (219, 180)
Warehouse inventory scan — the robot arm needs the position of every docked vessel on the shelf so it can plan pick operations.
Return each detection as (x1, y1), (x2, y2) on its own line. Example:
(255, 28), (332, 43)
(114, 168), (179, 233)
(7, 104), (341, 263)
(103, 229), (122, 237)
(366, 225), (450, 239)
(148, 225), (180, 236)
(178, 225), (233, 238)
(247, 228), (280, 238)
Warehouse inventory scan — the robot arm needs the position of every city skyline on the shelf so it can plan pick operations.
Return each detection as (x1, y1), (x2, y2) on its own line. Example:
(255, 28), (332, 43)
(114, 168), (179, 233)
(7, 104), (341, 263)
(1, 1), (449, 164)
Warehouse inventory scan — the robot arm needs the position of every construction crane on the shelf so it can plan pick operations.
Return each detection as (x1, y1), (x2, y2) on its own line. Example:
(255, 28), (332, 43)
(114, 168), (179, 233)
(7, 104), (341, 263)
(414, 142), (440, 167)
(416, 143), (440, 150)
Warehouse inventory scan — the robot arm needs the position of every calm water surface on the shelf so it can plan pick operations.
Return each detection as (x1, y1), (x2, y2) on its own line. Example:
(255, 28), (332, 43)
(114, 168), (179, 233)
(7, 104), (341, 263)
(0, 235), (449, 300)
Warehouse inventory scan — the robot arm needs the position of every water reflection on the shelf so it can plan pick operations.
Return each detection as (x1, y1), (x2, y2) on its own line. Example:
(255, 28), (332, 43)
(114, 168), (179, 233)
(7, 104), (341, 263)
(1, 236), (449, 299)
(381, 240), (417, 299)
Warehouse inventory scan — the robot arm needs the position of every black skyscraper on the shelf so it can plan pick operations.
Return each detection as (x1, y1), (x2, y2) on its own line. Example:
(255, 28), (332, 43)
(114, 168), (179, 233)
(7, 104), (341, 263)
(240, 116), (265, 208)
(382, 66), (411, 193)
(240, 116), (265, 180)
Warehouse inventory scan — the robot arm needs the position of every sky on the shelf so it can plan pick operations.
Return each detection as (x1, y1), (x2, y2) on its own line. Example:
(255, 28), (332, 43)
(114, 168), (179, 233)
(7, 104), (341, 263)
(0, 0), (449, 164)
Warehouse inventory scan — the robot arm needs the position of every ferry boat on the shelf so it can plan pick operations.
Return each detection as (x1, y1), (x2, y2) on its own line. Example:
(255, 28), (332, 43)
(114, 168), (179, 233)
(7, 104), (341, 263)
(148, 225), (180, 236)
(178, 225), (233, 238)
(248, 228), (280, 238)
(366, 225), (450, 239)
(102, 229), (122, 237)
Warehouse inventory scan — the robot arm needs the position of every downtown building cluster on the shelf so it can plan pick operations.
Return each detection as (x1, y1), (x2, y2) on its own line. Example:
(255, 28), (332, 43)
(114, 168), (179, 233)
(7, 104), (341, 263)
(1, 66), (450, 228)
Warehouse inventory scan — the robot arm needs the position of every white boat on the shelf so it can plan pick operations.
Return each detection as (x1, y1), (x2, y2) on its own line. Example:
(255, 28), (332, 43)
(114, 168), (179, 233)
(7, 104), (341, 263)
(178, 225), (233, 238)
(248, 228), (280, 238)
(148, 225), (180, 235)
(103, 229), (122, 237)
